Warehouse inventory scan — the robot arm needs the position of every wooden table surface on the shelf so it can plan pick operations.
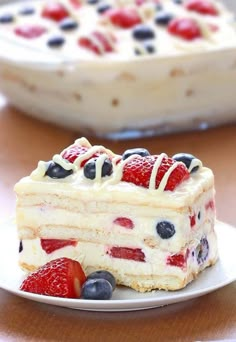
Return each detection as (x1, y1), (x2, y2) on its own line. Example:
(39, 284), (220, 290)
(0, 96), (235, 342)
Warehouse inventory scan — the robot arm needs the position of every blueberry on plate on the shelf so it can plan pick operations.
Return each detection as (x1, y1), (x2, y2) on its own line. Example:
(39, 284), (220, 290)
(81, 278), (113, 300)
(45, 161), (73, 179)
(122, 148), (150, 160)
(87, 270), (116, 291)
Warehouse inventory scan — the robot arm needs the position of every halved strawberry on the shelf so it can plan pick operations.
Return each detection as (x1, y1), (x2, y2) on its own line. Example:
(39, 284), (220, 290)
(167, 250), (189, 268)
(20, 257), (87, 298)
(79, 31), (115, 55)
(41, 239), (77, 254)
(121, 155), (189, 191)
(107, 247), (145, 262)
(185, 0), (218, 16)
(62, 144), (106, 167)
(105, 8), (141, 29)
(42, 2), (69, 22)
(14, 25), (47, 39)
(69, 0), (81, 9)
(168, 18), (202, 41)
(113, 217), (134, 229)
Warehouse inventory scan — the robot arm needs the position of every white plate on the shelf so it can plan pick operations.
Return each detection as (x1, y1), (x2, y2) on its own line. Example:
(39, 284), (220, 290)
(0, 220), (235, 312)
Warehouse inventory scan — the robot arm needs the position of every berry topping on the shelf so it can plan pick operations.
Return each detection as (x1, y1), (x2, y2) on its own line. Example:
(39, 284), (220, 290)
(105, 8), (141, 29)
(19, 7), (35, 15)
(113, 217), (134, 229)
(121, 155), (189, 191)
(156, 221), (176, 239)
(40, 239), (77, 254)
(155, 12), (174, 26)
(185, 0), (218, 16)
(172, 153), (201, 173)
(168, 18), (202, 41)
(87, 0), (99, 4)
(79, 31), (115, 55)
(107, 247), (145, 262)
(19, 240), (23, 253)
(196, 237), (209, 264)
(81, 278), (113, 300)
(62, 145), (89, 164)
(87, 270), (116, 290)
(132, 25), (155, 41)
(83, 157), (113, 180)
(0, 14), (14, 23)
(190, 214), (196, 227)
(59, 18), (79, 31)
(47, 36), (65, 48)
(97, 4), (112, 14)
(42, 2), (70, 22)
(122, 148), (150, 160)
(45, 161), (73, 179)
(14, 25), (47, 39)
(20, 257), (86, 298)
(167, 252), (187, 268)
(173, 0), (183, 4)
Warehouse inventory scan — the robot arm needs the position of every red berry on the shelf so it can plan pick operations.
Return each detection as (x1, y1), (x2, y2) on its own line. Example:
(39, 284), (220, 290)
(113, 217), (134, 229)
(185, 0), (218, 16)
(40, 239), (77, 254)
(167, 252), (187, 268)
(168, 18), (202, 41)
(69, 0), (81, 9)
(108, 247), (145, 262)
(42, 2), (69, 22)
(205, 199), (215, 211)
(14, 25), (47, 39)
(121, 155), (189, 191)
(190, 214), (196, 228)
(62, 144), (107, 166)
(20, 258), (87, 298)
(105, 8), (141, 29)
(79, 31), (115, 55)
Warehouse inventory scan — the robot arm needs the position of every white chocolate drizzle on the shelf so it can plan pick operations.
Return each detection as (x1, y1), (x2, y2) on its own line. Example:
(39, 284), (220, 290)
(30, 161), (48, 180)
(52, 154), (76, 171)
(149, 153), (167, 190)
(188, 158), (202, 173)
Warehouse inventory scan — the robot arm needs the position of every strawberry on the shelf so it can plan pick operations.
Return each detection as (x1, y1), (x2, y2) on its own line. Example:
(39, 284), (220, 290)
(168, 18), (202, 41)
(79, 31), (115, 55)
(69, 0), (81, 9)
(42, 2), (69, 22)
(105, 8), (141, 29)
(190, 214), (196, 228)
(14, 25), (47, 39)
(167, 250), (189, 268)
(121, 155), (189, 191)
(62, 144), (106, 167)
(185, 0), (218, 16)
(40, 239), (77, 254)
(108, 247), (145, 262)
(20, 258), (86, 298)
(113, 217), (134, 229)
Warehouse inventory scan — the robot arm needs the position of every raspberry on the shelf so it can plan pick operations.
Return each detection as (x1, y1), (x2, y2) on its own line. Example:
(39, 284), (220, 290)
(168, 18), (202, 41)
(121, 155), (189, 191)
(20, 258), (86, 298)
(40, 239), (77, 254)
(113, 217), (134, 229)
(105, 8), (141, 29)
(185, 0), (218, 16)
(107, 247), (145, 262)
(79, 31), (115, 55)
(42, 2), (69, 22)
(14, 25), (47, 39)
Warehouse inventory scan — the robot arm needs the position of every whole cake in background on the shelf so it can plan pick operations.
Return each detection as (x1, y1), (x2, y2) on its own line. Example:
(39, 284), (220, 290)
(14, 137), (218, 292)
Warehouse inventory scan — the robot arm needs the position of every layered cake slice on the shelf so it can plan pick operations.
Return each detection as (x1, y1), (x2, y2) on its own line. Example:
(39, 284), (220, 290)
(15, 137), (218, 292)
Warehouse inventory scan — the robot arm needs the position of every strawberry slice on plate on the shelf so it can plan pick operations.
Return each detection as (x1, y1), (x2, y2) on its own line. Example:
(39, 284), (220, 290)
(20, 257), (86, 298)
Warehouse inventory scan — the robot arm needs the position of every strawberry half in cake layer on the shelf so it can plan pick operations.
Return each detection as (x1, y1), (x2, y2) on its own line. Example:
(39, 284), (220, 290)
(14, 137), (218, 292)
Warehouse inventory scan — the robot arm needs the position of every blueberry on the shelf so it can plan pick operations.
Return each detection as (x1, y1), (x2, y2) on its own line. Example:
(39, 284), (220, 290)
(87, 0), (99, 4)
(122, 148), (150, 160)
(144, 42), (156, 54)
(173, 0), (183, 4)
(45, 161), (73, 179)
(0, 14), (14, 23)
(59, 18), (78, 31)
(19, 7), (35, 15)
(155, 12), (174, 26)
(19, 240), (23, 253)
(196, 237), (209, 264)
(198, 211), (201, 220)
(156, 221), (175, 239)
(87, 270), (116, 291)
(97, 4), (111, 14)
(47, 36), (65, 48)
(132, 25), (155, 41)
(81, 278), (113, 300)
(172, 153), (201, 173)
(84, 157), (113, 180)
(155, 4), (163, 11)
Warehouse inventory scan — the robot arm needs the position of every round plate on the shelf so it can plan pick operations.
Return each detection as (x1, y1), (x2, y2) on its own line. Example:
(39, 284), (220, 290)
(0, 220), (235, 312)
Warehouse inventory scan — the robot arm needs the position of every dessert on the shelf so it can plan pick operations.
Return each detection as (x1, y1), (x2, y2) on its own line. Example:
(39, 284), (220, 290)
(15, 137), (218, 292)
(0, 1), (236, 138)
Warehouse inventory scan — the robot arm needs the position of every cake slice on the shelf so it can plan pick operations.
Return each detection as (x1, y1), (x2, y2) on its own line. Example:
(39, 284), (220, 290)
(14, 137), (218, 292)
